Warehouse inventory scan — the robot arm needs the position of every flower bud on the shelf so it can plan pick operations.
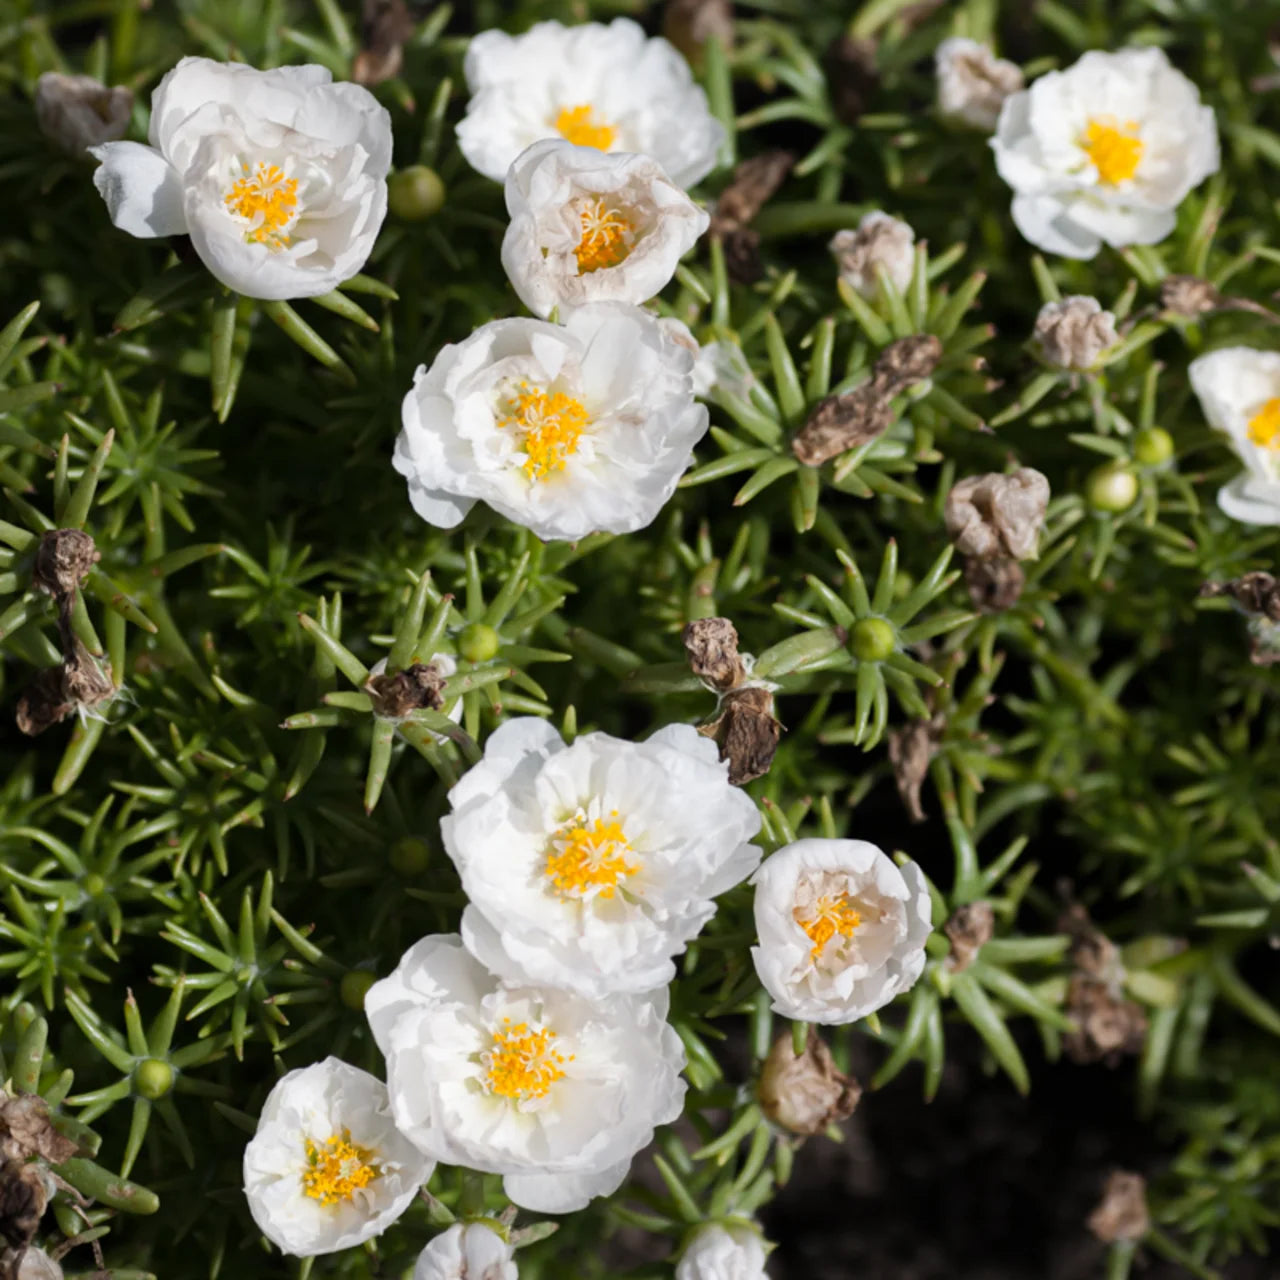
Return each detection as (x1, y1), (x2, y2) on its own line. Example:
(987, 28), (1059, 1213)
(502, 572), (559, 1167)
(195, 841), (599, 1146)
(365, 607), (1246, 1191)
(1132, 426), (1174, 467)
(934, 38), (1023, 132)
(390, 836), (432, 876)
(758, 1030), (860, 1136)
(1086, 462), (1138, 513)
(829, 211), (915, 299)
(134, 1058), (175, 1100)
(388, 166), (446, 221)
(340, 970), (378, 1012)
(850, 617), (895, 662)
(34, 73), (132, 155)
(1033, 296), (1118, 371)
(458, 623), (501, 664)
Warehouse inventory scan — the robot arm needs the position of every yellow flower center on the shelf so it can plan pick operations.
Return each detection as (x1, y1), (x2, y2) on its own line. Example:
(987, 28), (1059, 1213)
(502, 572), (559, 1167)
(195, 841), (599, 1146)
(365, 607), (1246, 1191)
(1081, 118), (1143, 186)
(225, 161), (300, 249)
(545, 811), (638, 900)
(1247, 398), (1280, 451)
(481, 1017), (570, 1101)
(575, 199), (635, 274)
(499, 382), (591, 481)
(795, 894), (862, 960)
(555, 104), (617, 151)
(300, 1131), (379, 1206)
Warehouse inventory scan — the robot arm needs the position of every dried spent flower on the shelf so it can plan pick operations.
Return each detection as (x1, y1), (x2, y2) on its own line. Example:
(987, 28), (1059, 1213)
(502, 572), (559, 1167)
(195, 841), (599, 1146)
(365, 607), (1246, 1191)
(364, 661), (446, 720)
(758, 1029), (861, 1136)
(823, 34), (878, 126)
(1161, 274), (1280, 322)
(934, 38), (1023, 132)
(0, 1095), (82, 1166)
(829, 211), (915, 300)
(683, 617), (744, 692)
(945, 468), (1051, 561)
(662, 0), (734, 69)
(34, 73), (132, 155)
(31, 529), (100, 602)
(0, 1161), (50, 1254)
(963, 555), (1026, 613)
(1033, 297), (1118, 371)
(887, 713), (944, 822)
(703, 686), (782, 786)
(1198, 572), (1280, 621)
(710, 151), (794, 284)
(1087, 1171), (1150, 1243)
(943, 901), (996, 972)
(351, 0), (415, 86)
(14, 639), (113, 738)
(1063, 975), (1148, 1064)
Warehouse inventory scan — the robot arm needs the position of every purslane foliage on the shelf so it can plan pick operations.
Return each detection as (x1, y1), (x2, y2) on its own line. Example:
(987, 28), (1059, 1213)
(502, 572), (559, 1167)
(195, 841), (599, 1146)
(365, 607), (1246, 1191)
(0, 0), (1279, 1277)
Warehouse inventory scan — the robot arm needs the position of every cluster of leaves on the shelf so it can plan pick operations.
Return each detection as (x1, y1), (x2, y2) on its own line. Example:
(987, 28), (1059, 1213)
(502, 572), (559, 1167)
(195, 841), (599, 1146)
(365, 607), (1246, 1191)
(1, 0), (1279, 1277)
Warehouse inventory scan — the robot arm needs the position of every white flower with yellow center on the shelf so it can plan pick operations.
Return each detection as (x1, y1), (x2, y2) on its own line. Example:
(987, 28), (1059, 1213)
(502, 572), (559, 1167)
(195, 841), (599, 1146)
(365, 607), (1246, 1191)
(394, 303), (708, 542)
(676, 1223), (771, 1280)
(442, 718), (762, 999)
(457, 18), (724, 187)
(242, 1057), (433, 1257)
(90, 57), (391, 300)
(991, 47), (1218, 260)
(1189, 348), (1280, 526)
(501, 140), (709, 318)
(365, 934), (687, 1214)
(414, 1222), (517, 1280)
(751, 839), (933, 1025)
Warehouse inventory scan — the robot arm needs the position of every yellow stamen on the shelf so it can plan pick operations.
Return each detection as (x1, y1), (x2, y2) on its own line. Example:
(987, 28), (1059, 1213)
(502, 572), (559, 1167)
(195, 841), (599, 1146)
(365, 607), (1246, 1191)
(300, 1131), (379, 1206)
(1081, 118), (1143, 186)
(575, 199), (634, 274)
(545, 811), (638, 900)
(499, 382), (590, 481)
(481, 1017), (570, 1101)
(555, 104), (617, 151)
(795, 894), (862, 960)
(225, 162), (299, 249)
(1248, 398), (1280, 451)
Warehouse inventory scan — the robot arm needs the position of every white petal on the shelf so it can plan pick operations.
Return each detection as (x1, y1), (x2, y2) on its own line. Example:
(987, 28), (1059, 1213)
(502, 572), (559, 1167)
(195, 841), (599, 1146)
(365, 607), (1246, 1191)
(504, 1159), (631, 1213)
(90, 142), (187, 238)
(1009, 193), (1100, 259)
(1217, 473), (1280, 526)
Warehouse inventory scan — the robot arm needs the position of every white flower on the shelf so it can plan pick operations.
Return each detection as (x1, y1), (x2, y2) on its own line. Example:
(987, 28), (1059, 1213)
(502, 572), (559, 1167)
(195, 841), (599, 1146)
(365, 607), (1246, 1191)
(676, 1223), (770, 1280)
(242, 1057), (433, 1257)
(90, 57), (392, 300)
(1189, 348), (1280, 526)
(750, 839), (932, 1025)
(934, 38), (1023, 132)
(501, 140), (709, 319)
(35, 73), (132, 154)
(394, 302), (708, 542)
(829, 212), (915, 299)
(691, 339), (757, 402)
(442, 718), (762, 999)
(414, 1223), (517, 1280)
(991, 47), (1219, 260)
(365, 934), (687, 1213)
(1033, 296), (1118, 371)
(457, 19), (724, 187)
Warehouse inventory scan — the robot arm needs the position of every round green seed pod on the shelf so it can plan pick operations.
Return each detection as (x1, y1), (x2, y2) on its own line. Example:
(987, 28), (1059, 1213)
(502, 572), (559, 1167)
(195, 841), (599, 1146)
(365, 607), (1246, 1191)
(340, 970), (377, 1011)
(134, 1058), (175, 1100)
(1087, 462), (1139, 513)
(389, 836), (431, 876)
(388, 166), (446, 220)
(458, 622), (501, 663)
(851, 617), (895, 662)
(1133, 426), (1174, 467)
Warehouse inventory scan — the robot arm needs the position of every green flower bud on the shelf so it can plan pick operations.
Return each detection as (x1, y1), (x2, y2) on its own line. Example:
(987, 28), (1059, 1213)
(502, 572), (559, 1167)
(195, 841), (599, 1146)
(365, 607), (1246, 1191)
(850, 617), (895, 662)
(1086, 462), (1139, 513)
(388, 166), (446, 221)
(135, 1058), (174, 1099)
(340, 970), (377, 1011)
(389, 835), (431, 876)
(458, 622), (501, 663)
(1132, 426), (1174, 467)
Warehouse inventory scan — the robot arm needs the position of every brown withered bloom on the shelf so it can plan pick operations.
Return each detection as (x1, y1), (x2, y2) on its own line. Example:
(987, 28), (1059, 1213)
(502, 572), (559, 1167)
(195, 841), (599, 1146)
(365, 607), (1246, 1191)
(34, 73), (132, 156)
(887, 713), (944, 822)
(0, 1159), (48, 1254)
(758, 1029), (861, 1136)
(946, 468), (1050, 561)
(15, 639), (113, 739)
(682, 617), (743, 692)
(823, 34), (878, 126)
(1058, 904), (1147, 1065)
(792, 335), (942, 467)
(1199, 571), (1280, 666)
(662, 0), (734, 70)
(944, 900), (995, 972)
(1160, 274), (1280, 323)
(709, 151), (795, 284)
(351, 0), (416, 86)
(1034, 296), (1117, 371)
(1087, 1171), (1150, 1243)
(31, 530), (99, 603)
(963, 555), (1025, 613)
(0, 1097), (79, 1169)
(365, 661), (446, 719)
(682, 617), (782, 785)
